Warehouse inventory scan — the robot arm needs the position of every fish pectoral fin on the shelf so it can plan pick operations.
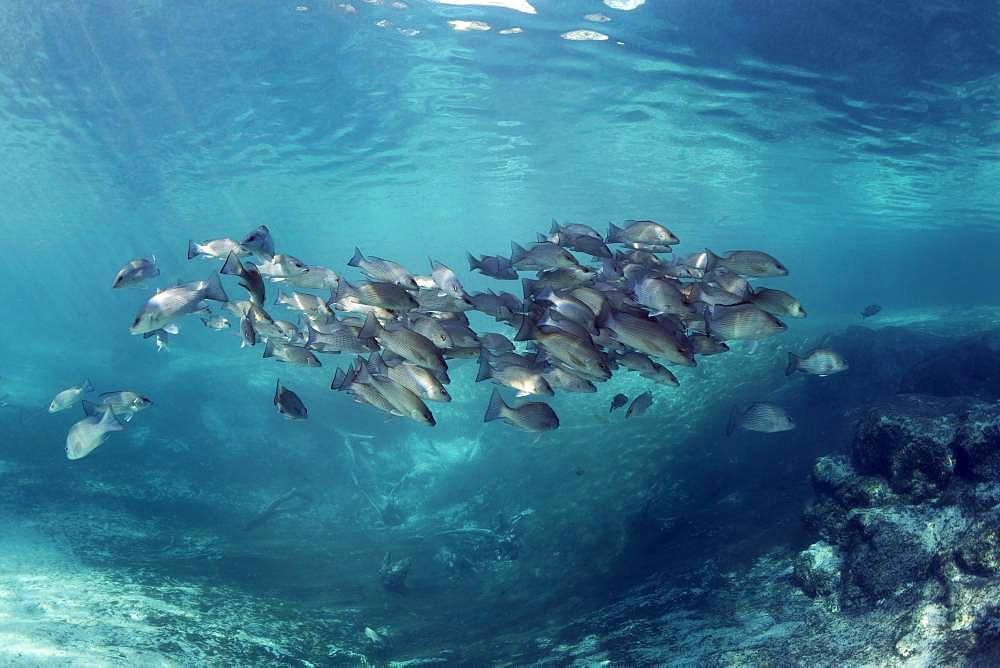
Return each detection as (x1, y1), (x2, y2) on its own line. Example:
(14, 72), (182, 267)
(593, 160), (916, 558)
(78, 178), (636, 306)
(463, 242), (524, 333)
(122, 412), (134, 423)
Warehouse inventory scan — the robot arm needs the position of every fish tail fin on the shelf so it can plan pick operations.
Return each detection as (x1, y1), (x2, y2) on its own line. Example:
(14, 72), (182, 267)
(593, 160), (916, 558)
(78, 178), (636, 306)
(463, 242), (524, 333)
(273, 291), (283, 307)
(187, 240), (199, 260)
(274, 379), (281, 403)
(81, 400), (98, 417)
(466, 251), (480, 272)
(475, 351), (493, 382)
(203, 273), (229, 302)
(220, 251), (243, 276)
(726, 404), (742, 437)
(595, 301), (613, 330)
(263, 340), (275, 359)
(99, 407), (123, 432)
(358, 313), (382, 340)
(785, 352), (800, 376)
(513, 314), (536, 342)
(550, 219), (561, 235)
(510, 241), (527, 265)
(483, 389), (507, 423)
(606, 222), (622, 243)
(368, 352), (389, 376)
(200, 318), (209, 327)
(348, 247), (364, 268)
(82, 379), (94, 393)
(331, 368), (347, 391)
(521, 278), (539, 300)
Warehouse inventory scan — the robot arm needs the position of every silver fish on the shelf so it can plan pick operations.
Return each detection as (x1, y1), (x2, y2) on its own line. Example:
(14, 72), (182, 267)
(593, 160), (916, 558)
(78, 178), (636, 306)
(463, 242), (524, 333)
(263, 340), (321, 367)
(187, 238), (248, 260)
(66, 406), (122, 460)
(201, 315), (230, 330)
(49, 380), (94, 413)
(336, 280), (418, 311)
(711, 250), (788, 277)
(707, 304), (786, 341)
(751, 287), (806, 318)
(786, 348), (848, 377)
(727, 402), (795, 435)
(348, 248), (418, 289)
(274, 265), (341, 290)
(510, 242), (580, 271)
(358, 314), (446, 373)
(542, 365), (596, 393)
(258, 254), (310, 279)
(597, 305), (694, 366)
(96, 390), (153, 422)
(430, 259), (467, 299)
(607, 220), (679, 246)
(129, 274), (229, 335)
(112, 257), (159, 289)
(483, 389), (558, 432)
(477, 353), (553, 397)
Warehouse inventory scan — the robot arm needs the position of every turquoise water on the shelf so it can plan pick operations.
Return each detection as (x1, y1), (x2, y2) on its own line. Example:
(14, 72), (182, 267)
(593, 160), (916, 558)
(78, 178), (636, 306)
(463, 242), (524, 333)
(1, 1), (999, 664)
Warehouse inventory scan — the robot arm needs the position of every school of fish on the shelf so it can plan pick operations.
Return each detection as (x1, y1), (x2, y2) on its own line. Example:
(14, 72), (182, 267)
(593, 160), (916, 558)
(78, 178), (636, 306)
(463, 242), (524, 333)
(50, 219), (855, 458)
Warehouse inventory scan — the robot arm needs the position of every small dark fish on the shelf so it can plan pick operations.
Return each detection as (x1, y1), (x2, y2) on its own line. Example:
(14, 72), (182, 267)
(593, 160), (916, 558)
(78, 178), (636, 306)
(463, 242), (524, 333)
(726, 402), (795, 436)
(689, 334), (729, 356)
(274, 380), (307, 420)
(483, 389), (559, 432)
(241, 225), (275, 260)
(467, 252), (518, 280)
(786, 348), (848, 377)
(609, 393), (628, 413)
(861, 304), (882, 319)
(626, 391), (652, 418)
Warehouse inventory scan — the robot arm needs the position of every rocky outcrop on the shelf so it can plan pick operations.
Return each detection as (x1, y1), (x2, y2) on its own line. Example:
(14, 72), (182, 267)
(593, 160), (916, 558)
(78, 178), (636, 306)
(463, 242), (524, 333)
(796, 393), (1000, 660)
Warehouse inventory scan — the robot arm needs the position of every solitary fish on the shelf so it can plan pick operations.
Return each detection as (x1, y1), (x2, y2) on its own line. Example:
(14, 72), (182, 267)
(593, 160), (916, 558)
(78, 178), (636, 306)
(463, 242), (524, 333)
(129, 274), (229, 335)
(726, 402), (795, 436)
(483, 389), (559, 432)
(187, 238), (248, 260)
(274, 380), (307, 420)
(786, 348), (848, 377)
(609, 393), (628, 413)
(66, 405), (123, 460)
(112, 257), (159, 289)
(49, 380), (94, 413)
(241, 225), (275, 260)
(626, 391), (652, 418)
(861, 304), (882, 319)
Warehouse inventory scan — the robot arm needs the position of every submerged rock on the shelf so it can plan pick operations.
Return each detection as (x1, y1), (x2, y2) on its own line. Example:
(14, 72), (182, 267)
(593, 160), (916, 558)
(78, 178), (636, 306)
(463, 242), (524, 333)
(851, 394), (965, 500)
(793, 541), (842, 599)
